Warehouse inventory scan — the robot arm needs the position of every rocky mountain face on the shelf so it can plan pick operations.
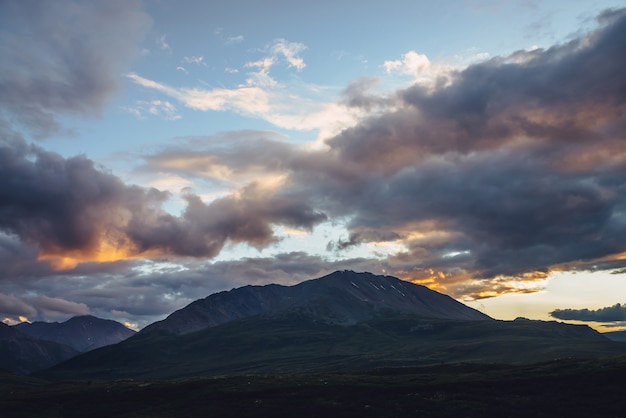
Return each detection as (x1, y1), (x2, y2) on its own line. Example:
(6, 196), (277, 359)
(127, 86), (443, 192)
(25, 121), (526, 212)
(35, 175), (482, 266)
(15, 315), (136, 352)
(142, 271), (492, 335)
(0, 322), (78, 374)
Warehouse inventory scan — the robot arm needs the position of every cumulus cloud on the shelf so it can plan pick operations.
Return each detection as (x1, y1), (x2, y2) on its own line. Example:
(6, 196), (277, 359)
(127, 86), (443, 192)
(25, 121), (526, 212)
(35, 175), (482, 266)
(0, 137), (326, 270)
(0, 0), (150, 138)
(383, 50), (430, 75)
(550, 303), (626, 322)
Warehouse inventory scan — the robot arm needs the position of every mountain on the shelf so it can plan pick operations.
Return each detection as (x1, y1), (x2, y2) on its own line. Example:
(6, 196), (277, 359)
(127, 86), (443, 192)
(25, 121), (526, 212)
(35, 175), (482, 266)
(15, 315), (135, 352)
(39, 271), (625, 381)
(0, 322), (78, 374)
(40, 312), (622, 381)
(142, 270), (491, 335)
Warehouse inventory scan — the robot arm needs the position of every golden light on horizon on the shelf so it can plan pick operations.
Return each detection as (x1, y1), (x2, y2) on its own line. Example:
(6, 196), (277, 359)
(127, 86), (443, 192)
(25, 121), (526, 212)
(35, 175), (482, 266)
(37, 242), (165, 271)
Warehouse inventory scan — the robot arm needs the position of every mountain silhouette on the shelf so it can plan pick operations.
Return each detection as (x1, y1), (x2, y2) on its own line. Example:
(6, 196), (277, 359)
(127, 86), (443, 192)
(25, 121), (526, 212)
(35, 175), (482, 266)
(15, 315), (135, 352)
(142, 270), (490, 335)
(39, 272), (623, 380)
(0, 322), (78, 374)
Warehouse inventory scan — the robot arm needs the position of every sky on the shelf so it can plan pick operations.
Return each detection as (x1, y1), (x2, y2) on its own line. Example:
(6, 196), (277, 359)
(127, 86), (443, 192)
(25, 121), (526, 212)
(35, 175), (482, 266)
(1, 0), (626, 331)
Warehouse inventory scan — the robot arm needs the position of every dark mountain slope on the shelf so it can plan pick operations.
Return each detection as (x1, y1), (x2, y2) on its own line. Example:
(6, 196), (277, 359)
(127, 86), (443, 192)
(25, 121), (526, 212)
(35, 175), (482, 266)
(142, 271), (491, 335)
(0, 322), (78, 374)
(40, 313), (623, 381)
(15, 315), (135, 352)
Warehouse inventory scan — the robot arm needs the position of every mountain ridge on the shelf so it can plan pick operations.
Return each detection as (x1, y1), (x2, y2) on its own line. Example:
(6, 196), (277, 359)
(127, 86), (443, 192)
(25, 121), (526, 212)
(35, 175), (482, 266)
(15, 314), (136, 352)
(0, 322), (78, 374)
(37, 271), (625, 381)
(142, 270), (491, 335)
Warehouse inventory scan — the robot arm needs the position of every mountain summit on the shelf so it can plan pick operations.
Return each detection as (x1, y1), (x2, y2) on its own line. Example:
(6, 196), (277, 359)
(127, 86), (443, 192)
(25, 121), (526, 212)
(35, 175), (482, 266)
(142, 271), (491, 335)
(15, 315), (135, 352)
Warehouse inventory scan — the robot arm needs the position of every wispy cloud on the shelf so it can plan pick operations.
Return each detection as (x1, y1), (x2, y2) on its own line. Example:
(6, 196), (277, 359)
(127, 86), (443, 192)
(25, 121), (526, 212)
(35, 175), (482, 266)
(125, 69), (362, 140)
(183, 55), (206, 66)
(123, 100), (181, 120)
(214, 28), (245, 45)
(270, 39), (307, 70)
(157, 34), (172, 53)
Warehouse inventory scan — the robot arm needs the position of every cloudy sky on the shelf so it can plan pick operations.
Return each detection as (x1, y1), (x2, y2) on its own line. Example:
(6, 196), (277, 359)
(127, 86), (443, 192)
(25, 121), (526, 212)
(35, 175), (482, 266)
(2, 0), (626, 331)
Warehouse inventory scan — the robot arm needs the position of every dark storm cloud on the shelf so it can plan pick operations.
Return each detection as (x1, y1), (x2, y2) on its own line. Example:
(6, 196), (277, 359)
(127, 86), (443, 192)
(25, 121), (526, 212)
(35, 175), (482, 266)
(550, 303), (626, 322)
(128, 184), (326, 257)
(0, 0), (150, 138)
(0, 138), (326, 265)
(0, 233), (54, 278)
(340, 77), (393, 110)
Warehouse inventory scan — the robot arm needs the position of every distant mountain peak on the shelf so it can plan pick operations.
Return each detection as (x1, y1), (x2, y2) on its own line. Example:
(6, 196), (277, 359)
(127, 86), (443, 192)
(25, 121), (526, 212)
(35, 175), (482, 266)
(142, 271), (491, 336)
(15, 315), (135, 352)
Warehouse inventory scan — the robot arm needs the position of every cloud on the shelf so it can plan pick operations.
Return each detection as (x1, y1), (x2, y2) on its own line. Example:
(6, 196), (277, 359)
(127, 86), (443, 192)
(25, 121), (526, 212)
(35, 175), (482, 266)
(183, 55), (206, 66)
(383, 50), (430, 75)
(123, 100), (181, 120)
(214, 28), (244, 45)
(0, 293), (89, 323)
(550, 303), (626, 322)
(340, 77), (394, 111)
(0, 138), (326, 269)
(34, 296), (90, 317)
(0, 293), (37, 320)
(1, 252), (384, 328)
(126, 72), (362, 139)
(0, 0), (151, 138)
(157, 34), (172, 53)
(137, 130), (296, 188)
(270, 39), (307, 70)
(126, 38), (344, 137)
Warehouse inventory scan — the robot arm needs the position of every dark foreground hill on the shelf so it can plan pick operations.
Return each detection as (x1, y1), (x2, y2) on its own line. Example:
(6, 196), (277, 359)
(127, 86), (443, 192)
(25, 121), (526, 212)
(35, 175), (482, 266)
(39, 272), (625, 381)
(15, 315), (135, 352)
(0, 322), (78, 374)
(40, 313), (623, 381)
(6, 356), (626, 417)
